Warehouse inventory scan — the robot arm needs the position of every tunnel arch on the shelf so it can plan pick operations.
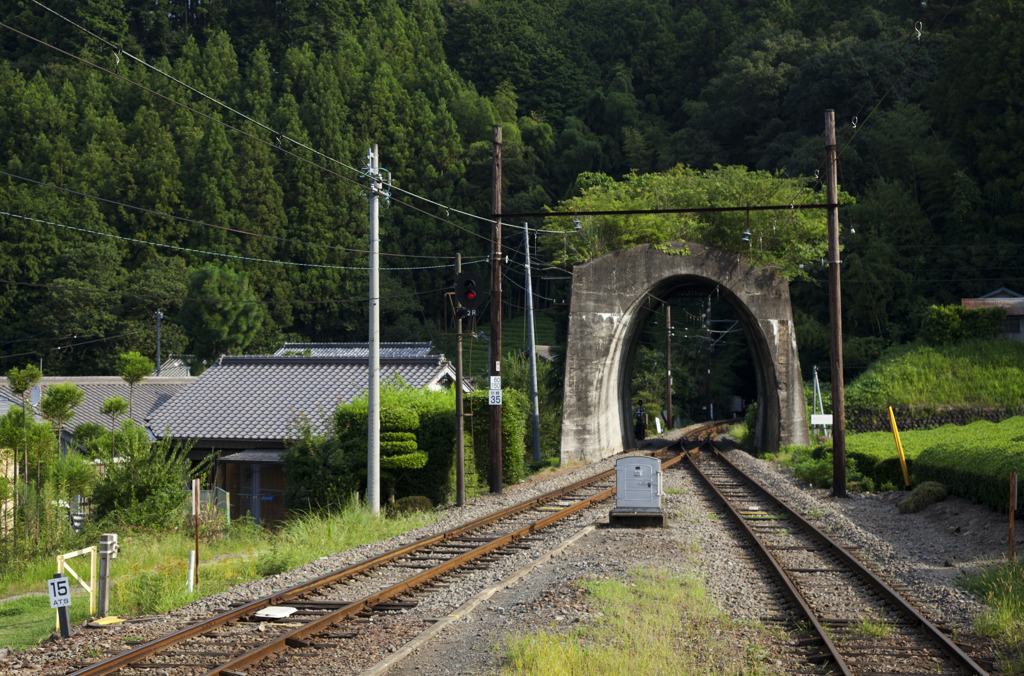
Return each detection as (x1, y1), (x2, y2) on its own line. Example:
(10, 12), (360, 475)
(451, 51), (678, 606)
(560, 243), (808, 463)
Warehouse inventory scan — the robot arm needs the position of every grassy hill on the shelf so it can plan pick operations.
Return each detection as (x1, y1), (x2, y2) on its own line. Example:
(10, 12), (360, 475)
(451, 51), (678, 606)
(841, 339), (1024, 432)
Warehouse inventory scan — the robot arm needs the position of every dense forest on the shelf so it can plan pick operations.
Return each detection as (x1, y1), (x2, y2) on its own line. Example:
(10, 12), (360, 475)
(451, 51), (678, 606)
(0, 0), (1020, 379)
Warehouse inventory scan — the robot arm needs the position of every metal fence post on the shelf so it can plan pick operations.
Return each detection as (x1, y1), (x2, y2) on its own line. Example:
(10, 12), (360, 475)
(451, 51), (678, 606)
(97, 533), (118, 617)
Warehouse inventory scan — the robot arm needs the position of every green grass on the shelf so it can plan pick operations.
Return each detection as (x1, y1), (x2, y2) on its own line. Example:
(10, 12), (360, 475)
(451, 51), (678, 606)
(499, 567), (782, 675)
(960, 560), (1024, 674)
(845, 339), (1024, 410)
(852, 617), (891, 640)
(0, 500), (436, 649)
(0, 593), (94, 648)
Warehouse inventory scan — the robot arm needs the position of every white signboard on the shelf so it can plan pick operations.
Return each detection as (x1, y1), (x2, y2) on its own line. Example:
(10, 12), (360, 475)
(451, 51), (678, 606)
(489, 376), (501, 390)
(48, 576), (71, 609)
(810, 414), (833, 426)
(488, 389), (502, 406)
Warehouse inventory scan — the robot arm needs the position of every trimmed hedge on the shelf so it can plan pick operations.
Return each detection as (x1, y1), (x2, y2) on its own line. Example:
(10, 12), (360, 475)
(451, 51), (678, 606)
(782, 418), (1024, 515)
(913, 417), (1024, 514)
(286, 386), (459, 509)
(468, 388), (529, 487)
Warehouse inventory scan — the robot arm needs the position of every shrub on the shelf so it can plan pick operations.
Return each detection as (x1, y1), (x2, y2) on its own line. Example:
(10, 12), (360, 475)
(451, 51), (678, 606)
(391, 495), (433, 514)
(468, 388), (529, 487)
(920, 305), (1005, 345)
(93, 421), (207, 529)
(287, 383), (459, 510)
(898, 481), (948, 513)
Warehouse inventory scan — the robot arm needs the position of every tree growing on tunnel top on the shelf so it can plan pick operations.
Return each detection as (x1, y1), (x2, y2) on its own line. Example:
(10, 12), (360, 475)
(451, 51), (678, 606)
(542, 164), (848, 279)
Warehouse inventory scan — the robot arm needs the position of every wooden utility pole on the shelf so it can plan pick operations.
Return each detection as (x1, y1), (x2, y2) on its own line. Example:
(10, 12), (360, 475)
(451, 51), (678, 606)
(665, 306), (673, 430)
(455, 254), (466, 507)
(489, 126), (503, 494)
(825, 110), (847, 498)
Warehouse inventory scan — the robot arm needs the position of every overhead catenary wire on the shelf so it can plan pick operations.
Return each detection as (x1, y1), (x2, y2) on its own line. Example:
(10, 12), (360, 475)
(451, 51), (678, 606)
(0, 330), (151, 360)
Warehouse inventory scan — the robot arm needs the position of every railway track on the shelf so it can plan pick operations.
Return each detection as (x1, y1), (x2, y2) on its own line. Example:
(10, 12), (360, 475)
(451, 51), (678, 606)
(66, 434), (720, 676)
(683, 440), (989, 676)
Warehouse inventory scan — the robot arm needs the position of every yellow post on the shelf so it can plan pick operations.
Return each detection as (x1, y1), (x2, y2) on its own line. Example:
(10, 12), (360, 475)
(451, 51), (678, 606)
(888, 406), (910, 488)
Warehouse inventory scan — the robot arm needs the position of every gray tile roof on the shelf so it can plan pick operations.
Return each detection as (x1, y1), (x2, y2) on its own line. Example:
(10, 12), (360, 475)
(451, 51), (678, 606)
(0, 391), (44, 423)
(150, 356), (194, 378)
(0, 377), (195, 430)
(148, 355), (455, 443)
(275, 342), (440, 359)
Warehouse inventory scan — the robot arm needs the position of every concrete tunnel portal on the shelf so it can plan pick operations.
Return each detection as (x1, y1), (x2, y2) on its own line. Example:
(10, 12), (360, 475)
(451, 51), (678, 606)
(560, 243), (809, 464)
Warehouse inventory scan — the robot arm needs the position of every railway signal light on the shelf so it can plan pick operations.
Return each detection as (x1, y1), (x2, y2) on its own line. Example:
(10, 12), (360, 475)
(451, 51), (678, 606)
(455, 271), (485, 311)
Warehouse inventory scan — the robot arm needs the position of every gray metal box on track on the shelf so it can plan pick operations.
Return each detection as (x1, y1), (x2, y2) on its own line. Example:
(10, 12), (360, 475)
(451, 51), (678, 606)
(609, 457), (667, 527)
(615, 456), (663, 509)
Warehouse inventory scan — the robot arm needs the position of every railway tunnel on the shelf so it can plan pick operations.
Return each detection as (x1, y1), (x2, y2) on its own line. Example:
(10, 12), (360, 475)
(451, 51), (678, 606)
(560, 242), (809, 463)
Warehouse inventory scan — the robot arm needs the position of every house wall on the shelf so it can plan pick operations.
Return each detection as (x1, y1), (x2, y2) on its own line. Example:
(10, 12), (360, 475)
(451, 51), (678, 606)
(223, 461), (287, 526)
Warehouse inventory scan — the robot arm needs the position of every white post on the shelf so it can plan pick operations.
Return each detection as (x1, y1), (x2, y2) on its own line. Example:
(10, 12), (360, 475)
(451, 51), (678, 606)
(367, 145), (381, 515)
(186, 551), (195, 593)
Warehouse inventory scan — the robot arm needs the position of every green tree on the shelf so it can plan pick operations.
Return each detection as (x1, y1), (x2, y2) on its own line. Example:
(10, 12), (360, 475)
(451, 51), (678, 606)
(39, 383), (84, 448)
(547, 164), (836, 278)
(92, 421), (205, 529)
(118, 351), (153, 419)
(38, 382), (84, 485)
(379, 406), (426, 506)
(178, 264), (265, 367)
(5, 364), (41, 508)
(100, 395), (129, 457)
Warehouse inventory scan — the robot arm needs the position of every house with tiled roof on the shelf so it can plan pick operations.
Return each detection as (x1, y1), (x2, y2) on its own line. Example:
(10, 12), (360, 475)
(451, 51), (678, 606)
(147, 353), (459, 524)
(0, 376), (196, 447)
(150, 355), (195, 378)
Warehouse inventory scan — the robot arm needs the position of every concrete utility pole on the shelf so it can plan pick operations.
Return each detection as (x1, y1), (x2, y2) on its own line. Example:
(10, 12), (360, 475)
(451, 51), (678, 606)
(523, 223), (542, 463)
(825, 110), (847, 498)
(489, 126), (503, 493)
(455, 254), (466, 507)
(367, 144), (381, 514)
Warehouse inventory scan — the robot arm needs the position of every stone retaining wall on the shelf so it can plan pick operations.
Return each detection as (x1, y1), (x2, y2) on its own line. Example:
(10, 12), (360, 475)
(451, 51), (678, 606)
(847, 407), (1023, 433)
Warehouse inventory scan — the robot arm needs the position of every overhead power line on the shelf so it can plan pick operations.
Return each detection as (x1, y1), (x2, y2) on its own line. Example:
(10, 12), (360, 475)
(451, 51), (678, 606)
(1, 211), (455, 271)
(0, 170), (454, 261)
(25, 0), (499, 234)
(0, 277), (453, 307)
